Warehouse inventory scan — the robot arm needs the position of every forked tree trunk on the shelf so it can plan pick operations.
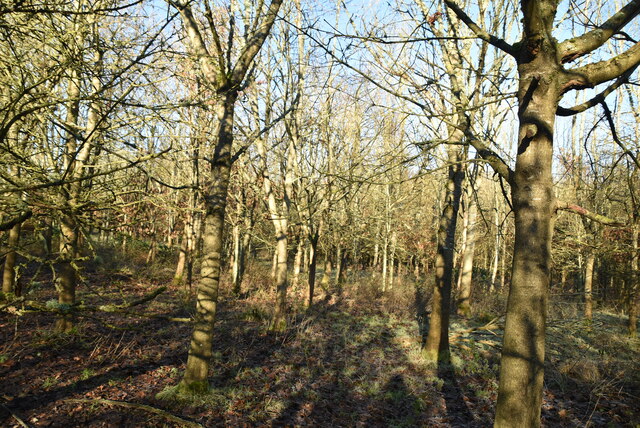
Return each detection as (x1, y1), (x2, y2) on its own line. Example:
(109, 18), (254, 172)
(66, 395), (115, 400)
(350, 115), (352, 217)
(424, 146), (464, 362)
(495, 15), (558, 425)
(178, 93), (235, 393)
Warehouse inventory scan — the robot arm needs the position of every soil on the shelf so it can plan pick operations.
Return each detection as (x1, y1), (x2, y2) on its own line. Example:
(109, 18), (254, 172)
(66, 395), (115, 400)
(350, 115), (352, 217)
(1, 270), (639, 427)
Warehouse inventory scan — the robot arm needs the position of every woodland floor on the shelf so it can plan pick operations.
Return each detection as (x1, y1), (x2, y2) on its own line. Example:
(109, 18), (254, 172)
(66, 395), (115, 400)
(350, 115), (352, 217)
(1, 261), (639, 427)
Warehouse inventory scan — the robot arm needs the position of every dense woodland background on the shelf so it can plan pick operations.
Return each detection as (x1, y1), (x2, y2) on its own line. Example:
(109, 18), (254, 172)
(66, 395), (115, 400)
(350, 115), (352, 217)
(1, 0), (639, 426)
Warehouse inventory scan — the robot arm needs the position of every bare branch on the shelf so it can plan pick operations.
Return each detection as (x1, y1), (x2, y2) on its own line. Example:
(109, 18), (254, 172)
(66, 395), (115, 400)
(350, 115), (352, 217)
(231, 0), (283, 84)
(557, 65), (638, 115)
(556, 201), (626, 227)
(442, 0), (516, 57)
(559, 0), (640, 63)
(564, 41), (640, 90)
(0, 210), (32, 232)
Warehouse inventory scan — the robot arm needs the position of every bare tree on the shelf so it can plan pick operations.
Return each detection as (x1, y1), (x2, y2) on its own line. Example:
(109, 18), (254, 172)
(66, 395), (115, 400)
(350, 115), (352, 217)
(444, 0), (640, 425)
(167, 0), (284, 394)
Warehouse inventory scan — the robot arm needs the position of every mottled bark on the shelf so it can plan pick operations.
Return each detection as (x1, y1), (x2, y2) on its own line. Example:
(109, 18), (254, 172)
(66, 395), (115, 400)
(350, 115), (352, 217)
(179, 93), (236, 393)
(495, 3), (559, 424)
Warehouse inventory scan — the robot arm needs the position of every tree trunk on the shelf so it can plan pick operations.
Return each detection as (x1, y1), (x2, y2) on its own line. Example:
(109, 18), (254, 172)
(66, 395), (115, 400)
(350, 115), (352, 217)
(308, 232), (319, 307)
(629, 224), (639, 337)
(457, 198), (476, 317)
(382, 230), (389, 292)
(173, 217), (192, 286)
(584, 252), (595, 320)
(490, 192), (501, 291)
(500, 231), (507, 291)
(178, 93), (235, 394)
(2, 221), (21, 297)
(335, 246), (342, 286)
(55, 214), (78, 332)
(495, 20), (559, 425)
(424, 146), (464, 362)
(337, 248), (348, 286)
(389, 231), (397, 290)
(230, 220), (241, 293)
(272, 225), (288, 330)
(238, 225), (251, 292)
(293, 235), (304, 289)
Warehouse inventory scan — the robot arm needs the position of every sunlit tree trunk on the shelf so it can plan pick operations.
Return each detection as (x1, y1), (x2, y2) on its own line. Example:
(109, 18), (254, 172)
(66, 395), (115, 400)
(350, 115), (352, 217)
(584, 252), (595, 320)
(495, 5), (558, 424)
(424, 146), (464, 362)
(457, 196), (476, 317)
(179, 92), (236, 393)
(293, 234), (304, 288)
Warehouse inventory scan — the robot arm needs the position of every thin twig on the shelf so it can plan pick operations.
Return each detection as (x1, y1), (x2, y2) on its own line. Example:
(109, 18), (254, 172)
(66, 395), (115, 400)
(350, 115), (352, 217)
(0, 404), (29, 428)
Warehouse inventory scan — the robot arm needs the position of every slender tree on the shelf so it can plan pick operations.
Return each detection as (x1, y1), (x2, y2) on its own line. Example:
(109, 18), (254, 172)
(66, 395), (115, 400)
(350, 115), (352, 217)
(168, 0), (284, 394)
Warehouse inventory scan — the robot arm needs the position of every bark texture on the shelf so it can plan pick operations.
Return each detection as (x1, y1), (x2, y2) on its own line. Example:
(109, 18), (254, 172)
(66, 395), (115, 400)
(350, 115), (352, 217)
(495, 3), (559, 425)
(179, 94), (236, 392)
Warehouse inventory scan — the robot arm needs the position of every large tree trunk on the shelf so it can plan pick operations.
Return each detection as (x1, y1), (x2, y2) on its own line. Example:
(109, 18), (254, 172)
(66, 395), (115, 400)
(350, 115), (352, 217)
(495, 20), (558, 426)
(424, 146), (464, 362)
(178, 93), (235, 393)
